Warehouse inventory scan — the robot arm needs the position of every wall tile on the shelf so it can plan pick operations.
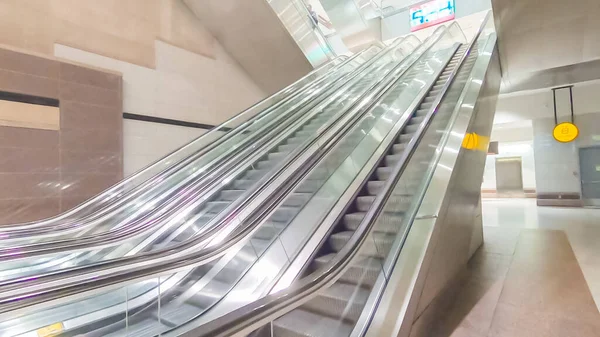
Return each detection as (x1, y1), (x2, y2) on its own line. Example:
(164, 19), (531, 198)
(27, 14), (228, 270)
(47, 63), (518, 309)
(0, 147), (59, 173)
(123, 93), (155, 115)
(59, 81), (121, 107)
(56, 40), (262, 181)
(61, 128), (121, 153)
(60, 100), (121, 131)
(60, 173), (121, 198)
(61, 150), (122, 174)
(0, 126), (58, 149)
(0, 45), (123, 222)
(0, 173), (61, 199)
(122, 119), (206, 175)
(0, 69), (59, 98)
(59, 62), (121, 90)
(0, 48), (59, 78)
(60, 195), (91, 212)
(0, 198), (60, 225)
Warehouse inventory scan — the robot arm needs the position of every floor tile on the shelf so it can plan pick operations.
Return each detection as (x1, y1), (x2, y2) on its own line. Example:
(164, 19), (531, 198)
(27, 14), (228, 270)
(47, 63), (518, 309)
(487, 303), (600, 337)
(429, 199), (600, 337)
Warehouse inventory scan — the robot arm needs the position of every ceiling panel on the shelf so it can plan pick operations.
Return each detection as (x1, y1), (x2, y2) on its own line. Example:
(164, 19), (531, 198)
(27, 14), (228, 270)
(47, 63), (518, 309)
(493, 0), (600, 93)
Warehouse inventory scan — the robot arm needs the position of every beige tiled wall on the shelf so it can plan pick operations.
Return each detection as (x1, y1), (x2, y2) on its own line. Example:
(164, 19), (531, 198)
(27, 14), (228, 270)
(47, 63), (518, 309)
(0, 0), (215, 69)
(55, 41), (265, 176)
(0, 47), (122, 225)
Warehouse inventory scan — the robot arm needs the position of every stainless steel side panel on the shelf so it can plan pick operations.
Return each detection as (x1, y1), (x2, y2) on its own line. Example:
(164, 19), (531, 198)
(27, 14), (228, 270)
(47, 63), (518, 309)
(365, 37), (501, 337)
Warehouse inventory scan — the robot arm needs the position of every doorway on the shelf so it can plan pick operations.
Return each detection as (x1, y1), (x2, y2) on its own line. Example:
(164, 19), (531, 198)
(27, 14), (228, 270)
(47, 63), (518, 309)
(579, 146), (600, 207)
(495, 156), (524, 196)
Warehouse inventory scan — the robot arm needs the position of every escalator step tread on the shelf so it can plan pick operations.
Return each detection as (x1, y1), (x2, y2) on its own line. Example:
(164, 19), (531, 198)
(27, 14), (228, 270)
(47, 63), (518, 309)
(218, 189), (245, 201)
(314, 253), (382, 272)
(343, 212), (366, 229)
(356, 196), (376, 212)
(274, 309), (353, 337)
(257, 160), (275, 170)
(397, 133), (413, 144)
(269, 151), (289, 160)
(344, 212), (403, 233)
(279, 143), (299, 153)
(244, 168), (269, 180)
(392, 143), (407, 154)
(301, 282), (369, 322)
(204, 200), (231, 214)
(329, 231), (395, 258)
(367, 180), (385, 195)
(233, 179), (255, 190)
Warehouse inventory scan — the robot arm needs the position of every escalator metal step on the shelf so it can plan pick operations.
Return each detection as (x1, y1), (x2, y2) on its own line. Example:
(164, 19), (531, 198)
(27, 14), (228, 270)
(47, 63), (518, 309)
(301, 282), (370, 322)
(287, 137), (306, 145)
(343, 212), (403, 233)
(329, 231), (395, 258)
(366, 180), (385, 195)
(415, 108), (429, 117)
(391, 143), (407, 154)
(279, 143), (298, 153)
(244, 168), (270, 180)
(218, 189), (245, 201)
(356, 196), (376, 212)
(376, 166), (393, 181)
(397, 133), (413, 143)
(204, 201), (231, 214)
(313, 254), (381, 288)
(256, 160), (275, 170)
(274, 309), (353, 337)
(376, 166), (417, 181)
(405, 123), (419, 134)
(233, 179), (256, 190)
(269, 151), (290, 161)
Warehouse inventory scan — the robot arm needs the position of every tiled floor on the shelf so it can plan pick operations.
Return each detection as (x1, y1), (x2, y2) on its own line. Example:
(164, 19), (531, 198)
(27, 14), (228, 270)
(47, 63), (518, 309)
(429, 198), (600, 337)
(482, 198), (600, 311)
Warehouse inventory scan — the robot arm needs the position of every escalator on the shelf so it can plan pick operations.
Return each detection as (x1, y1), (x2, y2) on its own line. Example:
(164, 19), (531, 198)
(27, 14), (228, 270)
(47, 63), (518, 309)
(271, 42), (476, 337)
(0, 12), (500, 337)
(172, 12), (499, 337)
